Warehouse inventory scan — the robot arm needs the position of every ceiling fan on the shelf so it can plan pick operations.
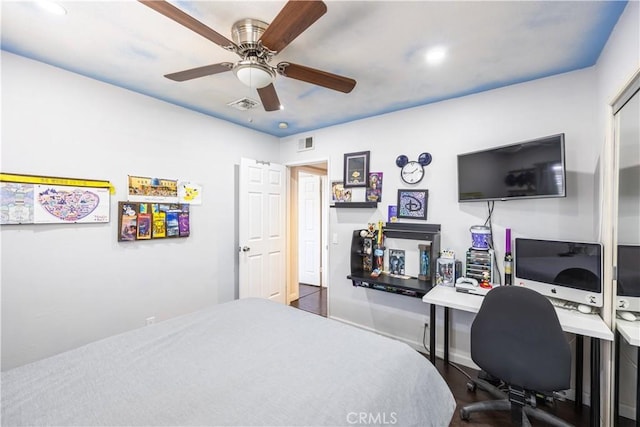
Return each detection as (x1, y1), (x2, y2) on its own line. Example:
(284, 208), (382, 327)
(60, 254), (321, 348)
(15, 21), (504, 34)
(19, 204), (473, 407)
(139, 0), (357, 112)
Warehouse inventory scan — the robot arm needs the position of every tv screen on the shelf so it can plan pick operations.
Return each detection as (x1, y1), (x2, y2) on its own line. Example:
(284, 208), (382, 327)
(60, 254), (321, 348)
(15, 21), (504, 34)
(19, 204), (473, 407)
(514, 238), (603, 307)
(458, 134), (566, 202)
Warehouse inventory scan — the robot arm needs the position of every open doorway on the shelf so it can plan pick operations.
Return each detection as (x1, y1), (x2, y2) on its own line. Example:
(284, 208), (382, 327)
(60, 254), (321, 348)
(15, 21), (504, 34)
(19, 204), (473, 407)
(287, 162), (328, 317)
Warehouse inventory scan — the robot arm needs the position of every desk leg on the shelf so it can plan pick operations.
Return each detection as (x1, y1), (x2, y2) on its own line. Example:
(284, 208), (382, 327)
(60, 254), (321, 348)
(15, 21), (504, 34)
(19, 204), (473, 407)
(444, 307), (450, 365)
(429, 303), (436, 365)
(590, 338), (601, 427)
(576, 335), (583, 409)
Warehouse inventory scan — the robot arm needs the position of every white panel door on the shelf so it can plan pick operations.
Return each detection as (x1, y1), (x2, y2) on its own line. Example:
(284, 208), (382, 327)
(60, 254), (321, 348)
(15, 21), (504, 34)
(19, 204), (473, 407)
(298, 172), (321, 286)
(239, 158), (286, 303)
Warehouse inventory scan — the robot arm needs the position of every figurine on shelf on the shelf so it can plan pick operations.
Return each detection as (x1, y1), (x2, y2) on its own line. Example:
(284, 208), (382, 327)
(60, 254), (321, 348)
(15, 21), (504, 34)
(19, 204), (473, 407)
(480, 270), (492, 289)
(367, 222), (376, 238)
(371, 246), (384, 278)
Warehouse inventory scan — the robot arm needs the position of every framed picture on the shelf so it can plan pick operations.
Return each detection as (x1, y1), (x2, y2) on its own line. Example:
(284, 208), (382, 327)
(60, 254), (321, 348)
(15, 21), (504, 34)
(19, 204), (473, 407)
(436, 257), (456, 286)
(331, 181), (352, 203)
(366, 172), (383, 202)
(343, 151), (370, 188)
(397, 189), (428, 220)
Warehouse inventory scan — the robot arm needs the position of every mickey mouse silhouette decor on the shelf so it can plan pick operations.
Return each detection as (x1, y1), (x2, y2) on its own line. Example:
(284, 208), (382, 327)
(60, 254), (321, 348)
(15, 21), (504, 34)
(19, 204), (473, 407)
(396, 152), (432, 184)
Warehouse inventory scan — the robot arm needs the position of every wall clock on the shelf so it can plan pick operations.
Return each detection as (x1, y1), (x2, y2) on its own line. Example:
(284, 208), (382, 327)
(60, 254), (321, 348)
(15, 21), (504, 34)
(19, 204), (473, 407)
(400, 161), (424, 184)
(396, 153), (432, 184)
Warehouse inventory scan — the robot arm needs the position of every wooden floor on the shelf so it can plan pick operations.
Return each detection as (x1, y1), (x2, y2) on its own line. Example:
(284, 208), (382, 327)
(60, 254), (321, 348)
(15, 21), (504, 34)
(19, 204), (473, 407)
(289, 285), (636, 426)
(289, 283), (327, 317)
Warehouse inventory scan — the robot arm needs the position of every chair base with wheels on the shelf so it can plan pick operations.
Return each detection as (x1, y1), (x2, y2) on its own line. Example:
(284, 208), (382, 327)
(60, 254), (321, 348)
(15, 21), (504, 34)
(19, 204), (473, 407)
(460, 377), (573, 427)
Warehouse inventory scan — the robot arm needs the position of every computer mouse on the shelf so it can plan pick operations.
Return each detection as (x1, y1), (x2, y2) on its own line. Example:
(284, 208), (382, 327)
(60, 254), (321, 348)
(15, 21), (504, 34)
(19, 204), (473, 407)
(577, 304), (592, 314)
(618, 311), (637, 321)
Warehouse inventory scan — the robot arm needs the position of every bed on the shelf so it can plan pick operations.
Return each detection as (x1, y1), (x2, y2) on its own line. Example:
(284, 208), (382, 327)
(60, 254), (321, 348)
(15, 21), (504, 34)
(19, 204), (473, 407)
(1, 298), (456, 426)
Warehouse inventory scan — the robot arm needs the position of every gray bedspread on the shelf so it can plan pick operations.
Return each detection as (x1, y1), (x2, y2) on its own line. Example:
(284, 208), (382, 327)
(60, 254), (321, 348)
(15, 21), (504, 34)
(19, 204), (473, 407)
(2, 298), (455, 426)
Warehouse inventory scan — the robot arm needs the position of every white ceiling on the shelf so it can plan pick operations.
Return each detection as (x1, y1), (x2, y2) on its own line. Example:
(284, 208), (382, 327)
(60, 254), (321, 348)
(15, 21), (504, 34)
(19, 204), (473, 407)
(1, 1), (628, 137)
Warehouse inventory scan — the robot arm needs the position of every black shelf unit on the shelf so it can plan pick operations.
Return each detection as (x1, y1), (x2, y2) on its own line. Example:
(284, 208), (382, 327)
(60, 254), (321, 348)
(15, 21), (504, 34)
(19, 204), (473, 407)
(331, 202), (378, 208)
(347, 223), (441, 298)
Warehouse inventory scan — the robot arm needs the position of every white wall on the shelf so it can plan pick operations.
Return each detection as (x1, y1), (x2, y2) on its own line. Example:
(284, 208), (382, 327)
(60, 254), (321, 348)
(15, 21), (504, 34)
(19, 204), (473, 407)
(280, 67), (599, 369)
(0, 52), (280, 370)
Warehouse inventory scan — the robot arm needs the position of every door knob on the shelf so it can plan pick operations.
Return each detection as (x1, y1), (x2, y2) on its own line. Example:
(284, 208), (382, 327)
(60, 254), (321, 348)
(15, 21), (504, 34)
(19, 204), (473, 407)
(241, 246), (251, 252)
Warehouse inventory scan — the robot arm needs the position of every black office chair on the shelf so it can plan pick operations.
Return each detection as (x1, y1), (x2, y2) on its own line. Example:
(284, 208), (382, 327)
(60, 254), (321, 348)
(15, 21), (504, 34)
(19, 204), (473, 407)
(460, 286), (573, 427)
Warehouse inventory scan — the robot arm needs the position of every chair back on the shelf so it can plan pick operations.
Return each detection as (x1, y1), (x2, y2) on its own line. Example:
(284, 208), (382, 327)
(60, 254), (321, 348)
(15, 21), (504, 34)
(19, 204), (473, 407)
(470, 286), (571, 392)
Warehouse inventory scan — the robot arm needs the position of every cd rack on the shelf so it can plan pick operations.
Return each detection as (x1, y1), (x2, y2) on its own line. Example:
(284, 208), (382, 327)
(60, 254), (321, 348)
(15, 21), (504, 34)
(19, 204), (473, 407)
(465, 248), (494, 283)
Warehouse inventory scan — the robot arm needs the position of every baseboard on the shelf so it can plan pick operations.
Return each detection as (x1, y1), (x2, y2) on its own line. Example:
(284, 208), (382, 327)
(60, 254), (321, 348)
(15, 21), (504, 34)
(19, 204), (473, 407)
(330, 315), (425, 350)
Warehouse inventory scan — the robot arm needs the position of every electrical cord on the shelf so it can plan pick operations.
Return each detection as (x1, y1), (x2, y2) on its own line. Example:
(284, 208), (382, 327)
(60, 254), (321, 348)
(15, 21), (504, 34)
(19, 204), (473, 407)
(423, 322), (474, 381)
(485, 201), (502, 285)
(447, 360), (474, 381)
(421, 322), (430, 356)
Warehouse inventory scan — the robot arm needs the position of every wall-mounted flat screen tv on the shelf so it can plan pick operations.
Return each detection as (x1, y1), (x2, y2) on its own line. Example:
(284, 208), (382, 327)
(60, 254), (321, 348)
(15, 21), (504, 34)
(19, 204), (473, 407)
(457, 133), (566, 202)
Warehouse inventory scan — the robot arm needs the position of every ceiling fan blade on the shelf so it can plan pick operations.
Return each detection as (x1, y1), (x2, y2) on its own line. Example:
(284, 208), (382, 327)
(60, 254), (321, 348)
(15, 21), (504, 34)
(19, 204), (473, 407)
(260, 1), (327, 53)
(139, 0), (236, 50)
(165, 63), (233, 82)
(257, 84), (281, 112)
(277, 62), (356, 93)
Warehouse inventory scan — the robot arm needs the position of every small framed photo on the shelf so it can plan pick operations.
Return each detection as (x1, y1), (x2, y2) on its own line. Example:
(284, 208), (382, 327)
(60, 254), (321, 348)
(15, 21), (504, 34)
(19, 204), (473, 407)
(343, 151), (370, 188)
(397, 189), (428, 220)
(331, 181), (352, 203)
(436, 257), (456, 286)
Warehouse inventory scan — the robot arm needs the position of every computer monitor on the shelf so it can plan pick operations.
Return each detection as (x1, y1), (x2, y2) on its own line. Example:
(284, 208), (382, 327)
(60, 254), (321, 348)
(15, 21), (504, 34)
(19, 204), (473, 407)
(616, 245), (640, 313)
(514, 238), (603, 307)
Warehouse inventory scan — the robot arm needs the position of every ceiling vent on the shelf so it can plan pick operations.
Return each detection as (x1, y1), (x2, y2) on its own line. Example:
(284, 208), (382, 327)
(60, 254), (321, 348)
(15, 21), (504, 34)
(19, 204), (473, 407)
(298, 136), (314, 152)
(227, 97), (261, 111)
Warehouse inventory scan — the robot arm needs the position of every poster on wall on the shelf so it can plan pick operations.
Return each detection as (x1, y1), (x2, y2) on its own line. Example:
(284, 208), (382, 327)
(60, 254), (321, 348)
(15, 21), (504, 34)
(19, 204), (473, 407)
(33, 184), (110, 223)
(1, 182), (35, 224)
(128, 175), (178, 203)
(366, 172), (383, 202)
(178, 181), (202, 205)
(1, 173), (113, 225)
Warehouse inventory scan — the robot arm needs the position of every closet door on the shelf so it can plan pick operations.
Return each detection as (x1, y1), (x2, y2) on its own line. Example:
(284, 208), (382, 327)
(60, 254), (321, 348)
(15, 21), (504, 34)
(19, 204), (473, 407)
(612, 74), (639, 425)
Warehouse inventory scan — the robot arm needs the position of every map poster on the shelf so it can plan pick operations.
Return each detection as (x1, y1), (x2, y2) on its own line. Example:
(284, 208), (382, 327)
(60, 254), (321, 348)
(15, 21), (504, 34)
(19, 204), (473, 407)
(1, 182), (35, 224)
(33, 184), (110, 223)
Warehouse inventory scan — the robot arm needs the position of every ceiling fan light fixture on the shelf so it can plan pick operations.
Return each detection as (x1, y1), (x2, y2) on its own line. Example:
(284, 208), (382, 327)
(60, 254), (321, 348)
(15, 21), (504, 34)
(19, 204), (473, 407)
(234, 59), (276, 89)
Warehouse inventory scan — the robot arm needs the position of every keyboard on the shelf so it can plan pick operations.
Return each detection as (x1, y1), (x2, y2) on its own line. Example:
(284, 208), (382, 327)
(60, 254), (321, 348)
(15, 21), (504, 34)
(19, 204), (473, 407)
(547, 297), (597, 314)
(548, 297), (579, 311)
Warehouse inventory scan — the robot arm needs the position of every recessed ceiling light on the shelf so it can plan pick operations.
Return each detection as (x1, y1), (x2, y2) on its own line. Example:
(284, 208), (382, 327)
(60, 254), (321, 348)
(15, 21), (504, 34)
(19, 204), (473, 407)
(425, 46), (447, 66)
(36, 0), (67, 15)
(278, 122), (288, 129)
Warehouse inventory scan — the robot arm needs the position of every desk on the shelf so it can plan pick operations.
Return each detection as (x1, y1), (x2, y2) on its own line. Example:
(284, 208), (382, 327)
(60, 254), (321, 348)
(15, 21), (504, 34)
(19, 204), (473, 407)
(614, 320), (640, 427)
(422, 285), (614, 427)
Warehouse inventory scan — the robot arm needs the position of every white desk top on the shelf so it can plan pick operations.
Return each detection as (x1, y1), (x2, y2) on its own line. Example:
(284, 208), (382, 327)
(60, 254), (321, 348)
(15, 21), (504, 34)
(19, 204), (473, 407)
(422, 285), (614, 341)
(617, 320), (640, 347)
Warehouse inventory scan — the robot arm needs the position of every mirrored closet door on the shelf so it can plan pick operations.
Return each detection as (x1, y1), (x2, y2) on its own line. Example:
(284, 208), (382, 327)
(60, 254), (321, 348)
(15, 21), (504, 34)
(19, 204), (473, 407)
(612, 73), (639, 426)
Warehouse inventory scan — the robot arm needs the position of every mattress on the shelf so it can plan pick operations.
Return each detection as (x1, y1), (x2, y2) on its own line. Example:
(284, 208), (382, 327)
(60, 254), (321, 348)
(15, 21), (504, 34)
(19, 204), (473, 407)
(1, 298), (455, 426)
